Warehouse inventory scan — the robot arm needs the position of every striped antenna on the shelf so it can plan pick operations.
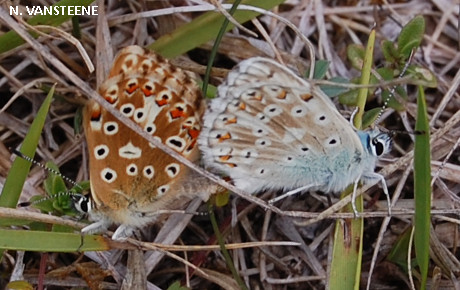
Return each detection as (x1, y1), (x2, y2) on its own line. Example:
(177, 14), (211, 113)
(374, 49), (416, 125)
(17, 191), (85, 207)
(11, 147), (91, 213)
(10, 147), (83, 190)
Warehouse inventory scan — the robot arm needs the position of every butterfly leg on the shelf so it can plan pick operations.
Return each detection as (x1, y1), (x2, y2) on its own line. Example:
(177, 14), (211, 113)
(81, 220), (109, 235)
(112, 225), (135, 240)
(365, 172), (391, 216)
(268, 184), (315, 205)
(356, 172), (391, 216)
(351, 177), (361, 217)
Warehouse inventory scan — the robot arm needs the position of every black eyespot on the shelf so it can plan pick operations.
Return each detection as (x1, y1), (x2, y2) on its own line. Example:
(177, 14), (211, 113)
(373, 139), (385, 156)
(319, 115), (326, 121)
(329, 139), (336, 145)
(169, 139), (183, 148)
(123, 107), (132, 114)
(301, 147), (309, 151)
(107, 124), (115, 132)
(167, 166), (177, 175)
(104, 171), (113, 180)
(96, 148), (105, 156)
(137, 111), (144, 119)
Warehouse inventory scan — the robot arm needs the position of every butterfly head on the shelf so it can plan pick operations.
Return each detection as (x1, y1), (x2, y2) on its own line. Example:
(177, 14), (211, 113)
(358, 129), (392, 158)
(71, 193), (93, 215)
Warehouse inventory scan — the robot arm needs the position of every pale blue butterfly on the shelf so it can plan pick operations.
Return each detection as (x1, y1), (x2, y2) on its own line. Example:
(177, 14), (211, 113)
(198, 57), (391, 212)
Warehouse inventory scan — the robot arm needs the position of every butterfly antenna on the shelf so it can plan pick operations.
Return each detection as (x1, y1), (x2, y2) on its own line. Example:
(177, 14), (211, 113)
(374, 49), (416, 126)
(10, 147), (83, 190)
(17, 191), (80, 208)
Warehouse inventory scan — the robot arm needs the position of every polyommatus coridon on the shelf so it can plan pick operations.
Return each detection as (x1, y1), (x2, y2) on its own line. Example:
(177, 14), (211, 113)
(199, 57), (392, 211)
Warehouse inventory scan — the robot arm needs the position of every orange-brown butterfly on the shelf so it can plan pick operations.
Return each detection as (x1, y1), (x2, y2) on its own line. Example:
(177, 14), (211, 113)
(82, 46), (216, 239)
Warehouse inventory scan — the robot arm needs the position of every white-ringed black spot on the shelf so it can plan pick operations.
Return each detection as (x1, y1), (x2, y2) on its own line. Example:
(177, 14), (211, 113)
(264, 104), (282, 117)
(166, 136), (186, 151)
(126, 164), (138, 176)
(101, 168), (117, 183)
(253, 127), (267, 137)
(120, 103), (134, 117)
(241, 148), (258, 160)
(255, 138), (271, 147)
(157, 185), (169, 196)
(94, 144), (109, 160)
(291, 105), (307, 117)
(319, 115), (326, 121)
(329, 139), (337, 145)
(143, 165), (154, 179)
(136, 111), (144, 120)
(145, 124), (156, 134)
(103, 121), (118, 135)
(119, 142), (142, 159)
(165, 163), (180, 178)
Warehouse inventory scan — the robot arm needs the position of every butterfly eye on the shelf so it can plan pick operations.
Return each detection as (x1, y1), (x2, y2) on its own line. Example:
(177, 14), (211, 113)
(72, 194), (92, 214)
(372, 138), (385, 156)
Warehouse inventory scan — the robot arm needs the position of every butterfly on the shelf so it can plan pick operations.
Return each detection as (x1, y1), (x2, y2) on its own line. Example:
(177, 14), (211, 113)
(81, 46), (216, 239)
(198, 57), (392, 211)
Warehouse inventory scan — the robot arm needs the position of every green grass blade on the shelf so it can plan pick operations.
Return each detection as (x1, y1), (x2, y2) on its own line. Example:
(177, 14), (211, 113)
(330, 28), (376, 290)
(0, 85), (55, 212)
(353, 28), (375, 129)
(413, 86), (431, 289)
(0, 229), (109, 252)
(0, 0), (95, 54)
(329, 193), (363, 290)
(148, 0), (285, 58)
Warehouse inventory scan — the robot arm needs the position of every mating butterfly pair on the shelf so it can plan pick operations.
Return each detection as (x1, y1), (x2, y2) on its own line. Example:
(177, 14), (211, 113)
(81, 46), (391, 239)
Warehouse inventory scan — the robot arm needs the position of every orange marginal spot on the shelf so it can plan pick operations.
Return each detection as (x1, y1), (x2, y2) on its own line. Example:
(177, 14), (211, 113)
(238, 102), (246, 110)
(226, 117), (237, 124)
(219, 155), (232, 161)
(126, 83), (139, 94)
(141, 86), (154, 97)
(254, 94), (263, 101)
(277, 90), (287, 99)
(170, 107), (186, 119)
(156, 99), (168, 106)
(187, 128), (200, 139)
(90, 107), (101, 121)
(104, 94), (117, 104)
(301, 93), (313, 102)
(218, 132), (231, 142)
